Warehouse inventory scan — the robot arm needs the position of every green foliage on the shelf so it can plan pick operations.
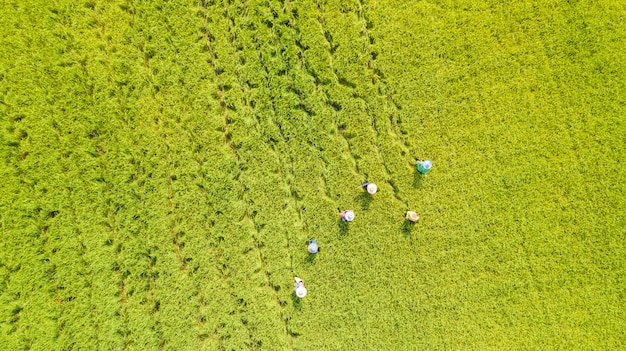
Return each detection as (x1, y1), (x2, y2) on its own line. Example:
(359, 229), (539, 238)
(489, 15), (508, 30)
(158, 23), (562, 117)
(1, 0), (624, 350)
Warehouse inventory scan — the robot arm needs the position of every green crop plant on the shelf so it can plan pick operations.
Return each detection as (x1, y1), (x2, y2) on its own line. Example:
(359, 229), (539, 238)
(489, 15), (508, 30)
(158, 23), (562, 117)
(1, 0), (624, 350)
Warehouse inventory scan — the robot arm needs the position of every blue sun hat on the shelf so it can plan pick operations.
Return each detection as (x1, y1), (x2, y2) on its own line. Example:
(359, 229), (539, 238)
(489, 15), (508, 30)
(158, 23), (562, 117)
(307, 240), (319, 254)
(417, 159), (432, 174)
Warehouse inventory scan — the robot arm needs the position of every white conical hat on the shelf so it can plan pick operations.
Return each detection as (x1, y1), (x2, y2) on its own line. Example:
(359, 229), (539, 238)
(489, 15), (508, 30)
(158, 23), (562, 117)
(344, 210), (355, 221)
(406, 211), (419, 222)
(295, 286), (307, 298)
(366, 183), (378, 194)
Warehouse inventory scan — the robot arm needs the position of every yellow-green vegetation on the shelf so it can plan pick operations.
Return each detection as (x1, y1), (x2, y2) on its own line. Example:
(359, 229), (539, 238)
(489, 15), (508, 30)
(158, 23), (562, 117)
(1, 0), (624, 349)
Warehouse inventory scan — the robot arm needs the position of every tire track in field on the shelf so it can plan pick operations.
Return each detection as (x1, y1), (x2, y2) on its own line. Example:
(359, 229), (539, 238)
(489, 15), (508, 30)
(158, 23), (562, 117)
(316, 0), (410, 210)
(0, 150), (66, 346)
(316, 0), (382, 182)
(197, 1), (255, 349)
(95, 22), (147, 349)
(86, 11), (135, 345)
(245, 211), (293, 345)
(278, 0), (338, 204)
(123, 8), (181, 289)
(358, 0), (409, 144)
(219, 0), (291, 225)
(1, 12), (97, 346)
(176, 3), (298, 348)
(351, 0), (412, 209)
(314, 0), (363, 181)
(130, 2), (254, 347)
(354, 0), (414, 155)
(142, 7), (193, 280)
(317, 0), (408, 206)
(249, 1), (332, 248)
(200, 0), (304, 347)
(208, 228), (254, 351)
(220, 0), (344, 343)
(36, 7), (122, 348)
(104, 192), (133, 349)
(356, 0), (413, 154)
(257, 8), (311, 231)
(123, 3), (249, 349)
(220, 1), (300, 346)
(199, 0), (240, 162)
(123, 8), (177, 350)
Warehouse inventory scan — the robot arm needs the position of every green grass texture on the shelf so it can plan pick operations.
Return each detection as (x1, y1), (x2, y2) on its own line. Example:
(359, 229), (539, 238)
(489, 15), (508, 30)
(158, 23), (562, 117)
(1, 0), (625, 350)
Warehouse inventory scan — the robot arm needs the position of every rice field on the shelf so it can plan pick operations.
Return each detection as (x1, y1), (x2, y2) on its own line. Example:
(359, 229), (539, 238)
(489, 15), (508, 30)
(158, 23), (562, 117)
(1, 0), (625, 350)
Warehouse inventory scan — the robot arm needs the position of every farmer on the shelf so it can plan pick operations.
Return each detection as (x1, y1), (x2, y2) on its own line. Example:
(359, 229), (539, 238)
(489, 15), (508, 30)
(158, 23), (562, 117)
(406, 211), (419, 223)
(307, 239), (319, 254)
(417, 159), (432, 174)
(340, 209), (355, 222)
(361, 181), (378, 195)
(294, 277), (307, 298)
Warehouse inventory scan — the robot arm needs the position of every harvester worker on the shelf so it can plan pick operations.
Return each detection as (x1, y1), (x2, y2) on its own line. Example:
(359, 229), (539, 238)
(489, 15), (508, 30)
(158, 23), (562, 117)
(340, 209), (355, 222)
(406, 211), (419, 223)
(417, 159), (432, 174)
(294, 277), (307, 298)
(307, 239), (319, 254)
(361, 181), (378, 194)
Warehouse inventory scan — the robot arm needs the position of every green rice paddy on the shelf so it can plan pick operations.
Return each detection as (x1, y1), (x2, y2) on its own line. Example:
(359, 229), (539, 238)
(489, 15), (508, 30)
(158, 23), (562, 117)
(1, 0), (625, 350)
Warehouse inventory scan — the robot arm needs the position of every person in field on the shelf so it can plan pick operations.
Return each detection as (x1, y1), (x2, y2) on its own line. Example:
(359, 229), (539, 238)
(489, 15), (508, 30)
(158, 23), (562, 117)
(406, 211), (419, 223)
(294, 277), (307, 298)
(340, 209), (355, 222)
(308, 239), (319, 254)
(361, 181), (378, 194)
(417, 159), (432, 174)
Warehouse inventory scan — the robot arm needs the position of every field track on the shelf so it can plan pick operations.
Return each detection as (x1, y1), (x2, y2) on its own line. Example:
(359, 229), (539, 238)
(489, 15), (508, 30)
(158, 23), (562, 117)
(1, 0), (625, 350)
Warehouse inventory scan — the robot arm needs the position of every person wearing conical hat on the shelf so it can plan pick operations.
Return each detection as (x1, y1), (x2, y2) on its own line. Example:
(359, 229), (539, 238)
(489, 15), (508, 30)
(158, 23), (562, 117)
(340, 209), (355, 222)
(406, 211), (419, 223)
(294, 277), (307, 298)
(307, 240), (318, 254)
(361, 181), (378, 194)
(417, 159), (432, 174)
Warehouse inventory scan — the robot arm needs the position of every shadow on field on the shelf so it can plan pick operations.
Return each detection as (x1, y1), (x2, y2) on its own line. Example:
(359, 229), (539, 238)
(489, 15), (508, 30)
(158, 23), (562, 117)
(337, 219), (349, 236)
(291, 292), (302, 310)
(357, 191), (372, 209)
(413, 169), (423, 188)
(401, 219), (414, 236)
(304, 252), (317, 264)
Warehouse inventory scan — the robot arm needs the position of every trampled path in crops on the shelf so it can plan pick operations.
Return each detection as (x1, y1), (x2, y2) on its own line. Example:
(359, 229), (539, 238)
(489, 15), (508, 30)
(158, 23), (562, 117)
(1, 0), (625, 350)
